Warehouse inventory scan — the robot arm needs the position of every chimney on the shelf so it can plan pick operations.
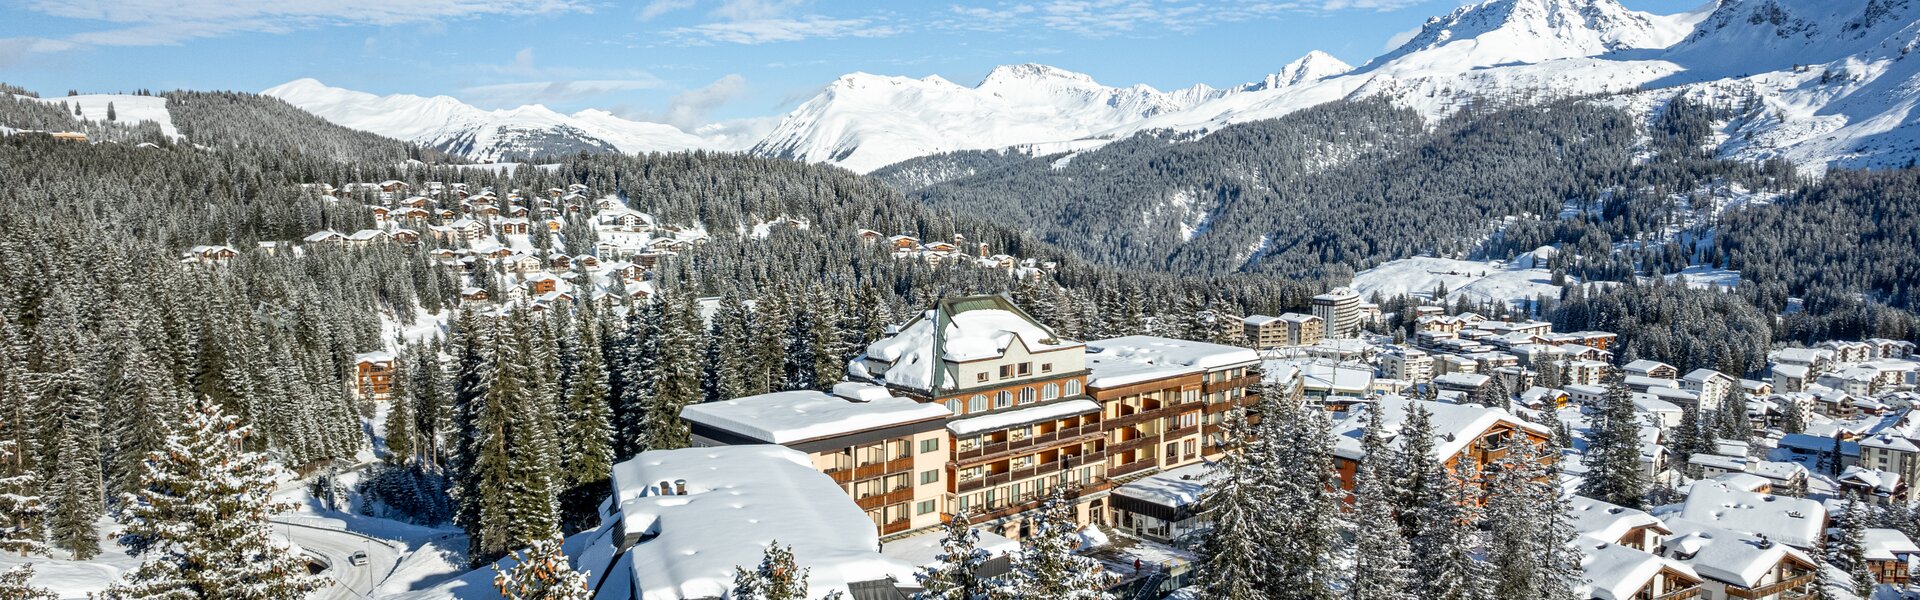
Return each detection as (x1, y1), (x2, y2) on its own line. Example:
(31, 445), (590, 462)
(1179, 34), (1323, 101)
(674, 479), (687, 495)
(659, 480), (673, 496)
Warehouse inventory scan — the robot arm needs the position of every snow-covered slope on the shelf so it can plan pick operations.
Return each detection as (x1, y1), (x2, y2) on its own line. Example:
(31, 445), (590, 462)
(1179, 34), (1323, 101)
(1238, 51), (1355, 92)
(262, 79), (718, 162)
(28, 94), (179, 138)
(1359, 0), (1698, 75)
(748, 64), (1241, 173)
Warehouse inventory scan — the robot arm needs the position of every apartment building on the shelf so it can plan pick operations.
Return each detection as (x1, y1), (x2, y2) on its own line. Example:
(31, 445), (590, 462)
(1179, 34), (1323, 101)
(1242, 313), (1323, 349)
(1083, 336), (1261, 481)
(1312, 288), (1364, 338)
(679, 382), (953, 536)
(1380, 346), (1434, 384)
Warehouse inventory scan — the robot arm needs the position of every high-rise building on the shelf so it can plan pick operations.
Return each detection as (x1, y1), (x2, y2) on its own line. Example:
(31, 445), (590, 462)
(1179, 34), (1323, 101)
(1312, 287), (1363, 338)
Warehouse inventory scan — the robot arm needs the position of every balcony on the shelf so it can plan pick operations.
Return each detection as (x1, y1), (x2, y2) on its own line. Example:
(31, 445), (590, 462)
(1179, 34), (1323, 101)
(1109, 459), (1156, 478)
(1728, 572), (1815, 599)
(880, 519), (912, 536)
(954, 454), (1101, 493)
(855, 488), (915, 511)
(954, 423), (1102, 463)
(1203, 373), (1262, 394)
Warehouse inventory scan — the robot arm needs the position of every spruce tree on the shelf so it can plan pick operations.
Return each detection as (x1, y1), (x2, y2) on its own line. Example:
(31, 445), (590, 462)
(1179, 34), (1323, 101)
(1828, 496), (1874, 598)
(914, 511), (993, 600)
(492, 535), (592, 600)
(1484, 438), (1580, 600)
(1193, 406), (1270, 599)
(1579, 369), (1647, 509)
(560, 301), (614, 487)
(733, 540), (827, 600)
(1349, 409), (1416, 600)
(1257, 389), (1343, 599)
(0, 432), (46, 555)
(384, 350), (418, 465)
(1411, 460), (1490, 600)
(0, 565), (55, 600)
(994, 488), (1108, 600)
(35, 291), (105, 559)
(104, 401), (325, 599)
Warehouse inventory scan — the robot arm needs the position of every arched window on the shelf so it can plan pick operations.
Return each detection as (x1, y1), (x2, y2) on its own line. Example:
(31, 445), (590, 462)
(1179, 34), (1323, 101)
(946, 399), (963, 415)
(968, 395), (988, 413)
(1019, 387), (1036, 405)
(1042, 383), (1060, 401)
(1066, 379), (1083, 397)
(995, 391), (1012, 409)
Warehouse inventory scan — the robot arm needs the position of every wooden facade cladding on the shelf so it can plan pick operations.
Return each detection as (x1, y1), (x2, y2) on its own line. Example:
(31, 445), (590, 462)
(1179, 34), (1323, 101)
(1201, 373), (1261, 394)
(953, 426), (1104, 465)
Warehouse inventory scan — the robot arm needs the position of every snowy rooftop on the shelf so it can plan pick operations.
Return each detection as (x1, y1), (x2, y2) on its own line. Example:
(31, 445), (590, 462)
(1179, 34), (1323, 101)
(1268, 358), (1372, 393)
(1577, 540), (1695, 600)
(679, 383), (951, 445)
(858, 296), (1079, 392)
(1331, 395), (1548, 463)
(605, 446), (915, 600)
(1567, 495), (1667, 544)
(1669, 480), (1825, 549)
(1656, 517), (1815, 588)
(1083, 335), (1257, 388)
(1864, 529), (1920, 562)
(1111, 462), (1217, 509)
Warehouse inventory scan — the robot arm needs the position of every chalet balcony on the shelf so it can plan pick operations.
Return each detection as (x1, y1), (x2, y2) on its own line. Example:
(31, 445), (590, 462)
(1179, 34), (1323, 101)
(1202, 373), (1262, 394)
(1654, 588), (1703, 600)
(880, 518), (912, 536)
(1108, 459), (1156, 479)
(855, 488), (915, 511)
(1728, 572), (1816, 599)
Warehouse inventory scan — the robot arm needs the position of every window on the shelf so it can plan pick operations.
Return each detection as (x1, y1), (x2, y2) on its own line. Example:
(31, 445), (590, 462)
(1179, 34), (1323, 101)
(1165, 443), (1179, 463)
(995, 391), (1012, 409)
(1019, 387), (1036, 405)
(917, 500), (937, 515)
(1066, 379), (1082, 396)
(1017, 362), (1032, 376)
(920, 438), (940, 454)
(920, 470), (940, 485)
(969, 395), (988, 413)
(1000, 365), (1015, 379)
(958, 495), (971, 511)
(976, 372), (989, 383)
(1183, 439), (1197, 458)
(1183, 389), (1200, 404)
(945, 399), (962, 415)
(1042, 363), (1054, 373)
(1042, 383), (1060, 401)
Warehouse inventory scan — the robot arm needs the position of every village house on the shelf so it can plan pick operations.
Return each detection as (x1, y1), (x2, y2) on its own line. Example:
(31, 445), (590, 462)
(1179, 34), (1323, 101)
(1107, 462), (1213, 543)
(678, 382), (953, 537)
(1329, 396), (1553, 493)
(1379, 346), (1434, 384)
(1654, 517), (1819, 600)
(1242, 313), (1323, 349)
(353, 351), (396, 402)
(303, 230), (345, 245)
(184, 244), (238, 265)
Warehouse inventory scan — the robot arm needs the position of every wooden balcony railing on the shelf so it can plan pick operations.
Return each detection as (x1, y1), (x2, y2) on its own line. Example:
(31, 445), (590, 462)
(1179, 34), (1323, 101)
(855, 487), (915, 511)
(955, 455), (1100, 493)
(1728, 572), (1815, 599)
(955, 425), (1102, 463)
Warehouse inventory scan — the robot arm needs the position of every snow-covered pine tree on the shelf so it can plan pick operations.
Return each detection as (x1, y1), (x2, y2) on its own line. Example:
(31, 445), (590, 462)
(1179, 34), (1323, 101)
(1670, 403), (1713, 476)
(500, 311), (561, 555)
(34, 290), (106, 559)
(1193, 406), (1269, 599)
(1349, 409), (1416, 600)
(733, 540), (834, 600)
(1256, 389), (1342, 600)
(1411, 460), (1490, 600)
(384, 348), (418, 465)
(492, 535), (592, 600)
(914, 511), (993, 600)
(1484, 438), (1580, 600)
(995, 488), (1108, 600)
(560, 301), (613, 490)
(1715, 394), (1751, 443)
(640, 294), (701, 451)
(0, 432), (45, 555)
(0, 565), (55, 600)
(1829, 495), (1874, 598)
(615, 299), (662, 457)
(1779, 397), (1807, 434)
(104, 401), (324, 599)
(1579, 369), (1647, 509)
(782, 294), (821, 391)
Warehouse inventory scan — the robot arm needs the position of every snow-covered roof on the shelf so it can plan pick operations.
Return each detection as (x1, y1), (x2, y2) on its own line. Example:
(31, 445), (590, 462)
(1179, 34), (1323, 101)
(1577, 540), (1695, 600)
(605, 446), (915, 600)
(1568, 496), (1668, 543)
(1111, 462), (1217, 509)
(1241, 314), (1282, 326)
(1864, 529), (1920, 561)
(1083, 336), (1257, 388)
(678, 384), (950, 445)
(1331, 395), (1548, 463)
(1839, 466), (1902, 494)
(353, 351), (395, 364)
(1656, 517), (1815, 588)
(1687, 453), (1746, 471)
(947, 399), (1099, 437)
(303, 229), (343, 242)
(1670, 480), (1824, 549)
(1268, 359), (1372, 393)
(1624, 360), (1673, 373)
(859, 295), (1079, 392)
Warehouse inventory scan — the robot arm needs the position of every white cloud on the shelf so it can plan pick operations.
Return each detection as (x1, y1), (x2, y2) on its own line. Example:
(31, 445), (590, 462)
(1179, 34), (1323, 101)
(638, 0), (697, 20)
(658, 16), (900, 45)
(1382, 24), (1422, 49)
(626, 74), (749, 130)
(0, 37), (79, 68)
(21, 0), (588, 47)
(458, 79), (668, 108)
(710, 0), (807, 21)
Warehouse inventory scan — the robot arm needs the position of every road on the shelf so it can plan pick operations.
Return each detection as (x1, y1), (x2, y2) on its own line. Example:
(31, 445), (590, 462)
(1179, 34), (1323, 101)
(274, 519), (404, 600)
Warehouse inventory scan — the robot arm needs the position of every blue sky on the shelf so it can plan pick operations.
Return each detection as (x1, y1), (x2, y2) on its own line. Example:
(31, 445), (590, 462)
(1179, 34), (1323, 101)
(0, 0), (1703, 129)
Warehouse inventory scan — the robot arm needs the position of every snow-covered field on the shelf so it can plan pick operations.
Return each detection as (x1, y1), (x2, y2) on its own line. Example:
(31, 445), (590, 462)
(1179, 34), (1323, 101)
(24, 94), (179, 139)
(1349, 256), (1571, 306)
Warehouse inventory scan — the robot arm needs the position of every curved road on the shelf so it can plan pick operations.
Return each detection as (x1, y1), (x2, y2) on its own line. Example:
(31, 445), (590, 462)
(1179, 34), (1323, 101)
(273, 519), (404, 600)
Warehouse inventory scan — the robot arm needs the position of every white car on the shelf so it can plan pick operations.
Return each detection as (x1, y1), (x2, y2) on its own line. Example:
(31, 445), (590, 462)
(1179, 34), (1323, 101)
(348, 551), (368, 567)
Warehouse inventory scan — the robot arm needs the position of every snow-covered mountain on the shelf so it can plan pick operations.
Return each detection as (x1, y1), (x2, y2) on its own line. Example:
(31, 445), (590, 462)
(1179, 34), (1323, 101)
(262, 79), (719, 163)
(1359, 0), (1698, 75)
(1238, 51), (1354, 92)
(748, 64), (1244, 173)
